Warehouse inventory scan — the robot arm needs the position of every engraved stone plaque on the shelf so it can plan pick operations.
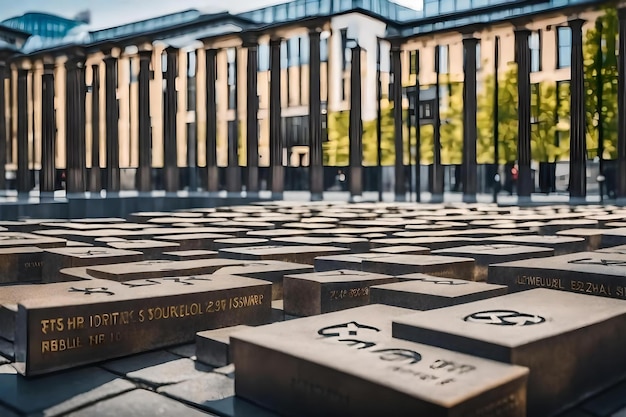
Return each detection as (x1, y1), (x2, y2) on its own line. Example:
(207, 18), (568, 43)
(42, 248), (144, 283)
(370, 274), (507, 310)
(392, 289), (626, 416)
(85, 259), (247, 281)
(361, 255), (475, 280)
(283, 270), (396, 316)
(15, 274), (271, 376)
(232, 305), (528, 417)
(0, 246), (44, 284)
(488, 252), (626, 300)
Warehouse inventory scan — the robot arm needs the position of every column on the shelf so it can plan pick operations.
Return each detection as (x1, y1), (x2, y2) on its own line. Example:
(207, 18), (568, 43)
(391, 41), (405, 201)
(515, 28), (532, 198)
(137, 49), (152, 192)
(413, 50), (421, 202)
(0, 57), (7, 190)
(349, 45), (363, 198)
(16, 66), (29, 194)
(569, 19), (586, 199)
(40, 62), (55, 193)
(163, 47), (179, 193)
(65, 55), (87, 194)
(269, 38), (283, 195)
(205, 48), (218, 192)
(309, 28), (323, 200)
(104, 53), (120, 192)
(226, 48), (240, 193)
(432, 45), (444, 200)
(90, 64), (101, 192)
(244, 36), (259, 193)
(462, 37), (478, 202)
(618, 8), (626, 198)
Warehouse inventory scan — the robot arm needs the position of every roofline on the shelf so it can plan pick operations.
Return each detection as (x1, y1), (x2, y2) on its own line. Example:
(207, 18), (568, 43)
(0, 24), (32, 38)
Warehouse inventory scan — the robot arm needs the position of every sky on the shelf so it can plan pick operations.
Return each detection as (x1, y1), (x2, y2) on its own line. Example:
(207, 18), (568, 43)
(1, 0), (423, 30)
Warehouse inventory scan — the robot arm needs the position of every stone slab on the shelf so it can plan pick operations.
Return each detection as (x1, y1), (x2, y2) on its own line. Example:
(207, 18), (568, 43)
(556, 229), (605, 251)
(42, 247), (144, 283)
(369, 237), (477, 250)
(219, 245), (350, 265)
(370, 274), (508, 310)
(392, 289), (626, 416)
(488, 252), (626, 300)
(0, 246), (44, 284)
(483, 235), (587, 255)
(432, 244), (554, 281)
(14, 274), (271, 375)
(314, 253), (406, 272)
(212, 238), (269, 249)
(154, 233), (237, 250)
(121, 357), (213, 387)
(85, 258), (247, 281)
(370, 245), (431, 255)
(232, 305), (528, 417)
(361, 255), (475, 280)
(596, 244), (626, 255)
(271, 236), (371, 253)
(211, 260), (314, 300)
(0, 232), (66, 248)
(64, 389), (215, 417)
(106, 239), (181, 258)
(283, 270), (396, 316)
(196, 325), (251, 367)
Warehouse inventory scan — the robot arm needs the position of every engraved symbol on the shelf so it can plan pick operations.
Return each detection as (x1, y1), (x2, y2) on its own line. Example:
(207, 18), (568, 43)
(413, 277), (467, 285)
(71, 249), (108, 256)
(568, 258), (626, 267)
(139, 260), (172, 265)
(68, 287), (115, 296)
(464, 310), (546, 326)
(121, 279), (161, 288)
(162, 276), (212, 285)
(318, 321), (380, 338)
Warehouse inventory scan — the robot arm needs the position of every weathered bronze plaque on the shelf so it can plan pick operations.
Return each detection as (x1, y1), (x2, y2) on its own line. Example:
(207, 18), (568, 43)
(232, 305), (528, 417)
(392, 289), (626, 416)
(15, 274), (271, 376)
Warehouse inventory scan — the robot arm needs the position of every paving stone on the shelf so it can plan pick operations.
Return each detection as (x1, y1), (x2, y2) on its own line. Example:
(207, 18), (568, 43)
(432, 244), (554, 281)
(488, 251), (626, 300)
(0, 404), (18, 417)
(196, 325), (250, 367)
(392, 289), (626, 416)
(101, 349), (181, 376)
(122, 357), (213, 387)
(314, 253), (404, 272)
(283, 270), (396, 316)
(361, 254), (475, 280)
(15, 274), (271, 376)
(0, 247), (44, 284)
(580, 380), (626, 417)
(42, 247), (144, 283)
(0, 364), (135, 416)
(232, 305), (528, 417)
(65, 388), (216, 417)
(0, 338), (14, 361)
(213, 363), (235, 377)
(167, 343), (197, 359)
(271, 299), (284, 322)
(370, 275), (508, 310)
(162, 250), (219, 260)
(219, 245), (349, 265)
(159, 372), (279, 417)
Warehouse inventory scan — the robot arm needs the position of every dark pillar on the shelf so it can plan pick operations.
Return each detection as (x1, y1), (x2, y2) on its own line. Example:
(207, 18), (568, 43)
(0, 59), (7, 190)
(137, 49), (152, 192)
(432, 45), (444, 201)
(244, 37), (259, 193)
(376, 40), (383, 202)
(413, 50), (421, 202)
(391, 41), (405, 201)
(618, 9), (626, 198)
(90, 64), (101, 192)
(16, 67), (29, 195)
(65, 55), (87, 194)
(269, 38), (283, 195)
(515, 28), (532, 198)
(226, 48), (240, 193)
(104, 54), (120, 192)
(40, 62), (55, 193)
(569, 18), (587, 199)
(309, 28), (323, 200)
(462, 37), (478, 202)
(163, 47), (179, 193)
(349, 45), (363, 199)
(205, 48), (218, 192)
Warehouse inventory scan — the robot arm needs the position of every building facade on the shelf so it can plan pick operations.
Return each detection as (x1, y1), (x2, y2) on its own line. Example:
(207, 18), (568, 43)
(0, 0), (624, 200)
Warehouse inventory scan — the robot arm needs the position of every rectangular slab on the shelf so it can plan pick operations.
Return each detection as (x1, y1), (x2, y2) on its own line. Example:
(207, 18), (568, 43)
(271, 236), (371, 253)
(432, 244), (554, 281)
(15, 274), (271, 376)
(556, 228), (605, 251)
(0, 232), (66, 249)
(283, 270), (396, 316)
(369, 237), (477, 250)
(42, 247), (144, 283)
(0, 247), (44, 284)
(211, 260), (313, 300)
(314, 253), (406, 272)
(488, 252), (626, 300)
(483, 235), (587, 255)
(232, 305), (528, 417)
(370, 274), (508, 310)
(392, 289), (626, 416)
(106, 240), (181, 259)
(161, 250), (218, 260)
(85, 258), (246, 281)
(219, 245), (350, 265)
(361, 255), (475, 280)
(370, 245), (431, 255)
(153, 233), (236, 250)
(195, 325), (251, 367)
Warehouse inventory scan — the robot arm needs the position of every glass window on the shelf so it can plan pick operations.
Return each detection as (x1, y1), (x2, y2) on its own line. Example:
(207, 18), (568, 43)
(321, 36), (329, 62)
(288, 37), (300, 67)
(281, 41), (288, 69)
(300, 35), (310, 65)
(437, 45), (449, 74)
(258, 43), (270, 72)
(187, 50), (196, 78)
(529, 30), (541, 72)
(530, 83), (540, 124)
(557, 26), (571, 69)
(227, 48), (236, 110)
(409, 50), (418, 75)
